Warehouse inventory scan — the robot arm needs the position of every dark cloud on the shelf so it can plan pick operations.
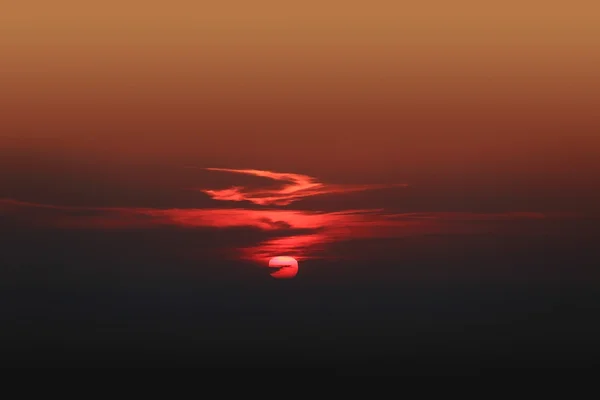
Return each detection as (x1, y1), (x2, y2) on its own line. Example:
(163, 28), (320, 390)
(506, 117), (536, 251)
(0, 197), (582, 267)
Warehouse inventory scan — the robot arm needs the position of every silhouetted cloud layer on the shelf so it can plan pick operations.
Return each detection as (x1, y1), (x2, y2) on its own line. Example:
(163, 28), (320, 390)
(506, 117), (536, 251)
(0, 198), (574, 263)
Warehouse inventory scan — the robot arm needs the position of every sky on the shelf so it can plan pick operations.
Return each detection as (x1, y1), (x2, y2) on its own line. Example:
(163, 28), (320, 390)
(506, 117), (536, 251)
(1, 1), (600, 366)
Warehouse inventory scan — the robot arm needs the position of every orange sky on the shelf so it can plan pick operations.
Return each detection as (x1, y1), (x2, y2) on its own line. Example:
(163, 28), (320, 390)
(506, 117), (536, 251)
(4, 2), (600, 362)
(2, 1), (599, 212)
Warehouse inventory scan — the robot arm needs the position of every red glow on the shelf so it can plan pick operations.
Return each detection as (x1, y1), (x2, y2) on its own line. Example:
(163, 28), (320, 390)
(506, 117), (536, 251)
(0, 198), (571, 266)
(3, 167), (566, 268)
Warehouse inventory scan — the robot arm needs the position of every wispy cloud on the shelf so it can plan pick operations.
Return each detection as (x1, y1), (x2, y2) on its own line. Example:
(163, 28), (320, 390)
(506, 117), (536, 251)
(0, 198), (571, 263)
(199, 167), (408, 206)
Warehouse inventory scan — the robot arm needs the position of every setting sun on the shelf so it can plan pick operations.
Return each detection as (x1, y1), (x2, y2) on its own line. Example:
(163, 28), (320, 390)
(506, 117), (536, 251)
(268, 256), (299, 280)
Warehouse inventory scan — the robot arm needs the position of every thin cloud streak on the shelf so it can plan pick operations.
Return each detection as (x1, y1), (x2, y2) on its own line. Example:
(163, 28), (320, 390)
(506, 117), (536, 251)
(0, 198), (573, 263)
(199, 167), (408, 206)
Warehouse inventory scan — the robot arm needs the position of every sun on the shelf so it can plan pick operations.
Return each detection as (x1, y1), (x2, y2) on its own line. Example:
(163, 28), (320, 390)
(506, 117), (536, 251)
(268, 256), (299, 279)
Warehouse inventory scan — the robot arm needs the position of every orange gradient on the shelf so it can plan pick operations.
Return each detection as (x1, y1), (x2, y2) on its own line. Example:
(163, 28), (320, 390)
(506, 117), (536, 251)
(2, 1), (599, 186)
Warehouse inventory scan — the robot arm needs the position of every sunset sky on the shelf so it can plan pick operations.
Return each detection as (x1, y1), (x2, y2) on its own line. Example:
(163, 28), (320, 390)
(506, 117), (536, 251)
(2, 1), (600, 367)
(3, 1), (600, 268)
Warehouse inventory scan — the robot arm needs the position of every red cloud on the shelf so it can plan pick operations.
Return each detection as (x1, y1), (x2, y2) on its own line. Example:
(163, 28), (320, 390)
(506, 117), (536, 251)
(0, 198), (573, 263)
(199, 167), (408, 206)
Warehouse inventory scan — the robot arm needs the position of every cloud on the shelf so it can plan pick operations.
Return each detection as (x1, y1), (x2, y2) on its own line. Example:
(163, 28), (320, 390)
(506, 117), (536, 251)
(0, 198), (573, 263)
(199, 167), (408, 206)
